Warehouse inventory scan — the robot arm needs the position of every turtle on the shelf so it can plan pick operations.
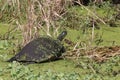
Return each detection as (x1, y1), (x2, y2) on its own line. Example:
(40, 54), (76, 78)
(7, 31), (67, 63)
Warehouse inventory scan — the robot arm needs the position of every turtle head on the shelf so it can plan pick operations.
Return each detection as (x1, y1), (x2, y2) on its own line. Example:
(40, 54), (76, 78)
(57, 31), (67, 41)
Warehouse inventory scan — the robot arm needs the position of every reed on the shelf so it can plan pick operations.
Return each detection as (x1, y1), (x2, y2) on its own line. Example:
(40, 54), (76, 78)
(0, 0), (69, 46)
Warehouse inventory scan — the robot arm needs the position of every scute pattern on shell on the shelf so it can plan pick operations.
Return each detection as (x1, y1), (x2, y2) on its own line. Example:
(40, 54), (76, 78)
(8, 37), (65, 63)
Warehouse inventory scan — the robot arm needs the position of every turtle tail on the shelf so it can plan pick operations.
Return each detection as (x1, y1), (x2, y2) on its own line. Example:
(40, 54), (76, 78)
(7, 57), (17, 62)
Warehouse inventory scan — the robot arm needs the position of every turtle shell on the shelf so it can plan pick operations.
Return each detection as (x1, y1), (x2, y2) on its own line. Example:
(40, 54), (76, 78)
(8, 37), (65, 63)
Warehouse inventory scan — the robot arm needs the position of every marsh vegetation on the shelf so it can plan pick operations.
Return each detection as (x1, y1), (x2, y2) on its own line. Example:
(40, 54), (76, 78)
(0, 0), (120, 79)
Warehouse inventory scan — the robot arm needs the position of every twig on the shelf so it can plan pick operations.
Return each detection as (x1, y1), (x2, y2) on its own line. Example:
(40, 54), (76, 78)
(75, 1), (106, 24)
(88, 64), (96, 74)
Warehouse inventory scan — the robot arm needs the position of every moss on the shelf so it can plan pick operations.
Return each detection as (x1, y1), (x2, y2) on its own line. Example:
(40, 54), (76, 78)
(20, 53), (27, 60)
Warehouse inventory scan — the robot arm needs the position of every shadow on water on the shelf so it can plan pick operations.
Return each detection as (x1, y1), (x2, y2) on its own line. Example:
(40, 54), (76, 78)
(16, 58), (63, 65)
